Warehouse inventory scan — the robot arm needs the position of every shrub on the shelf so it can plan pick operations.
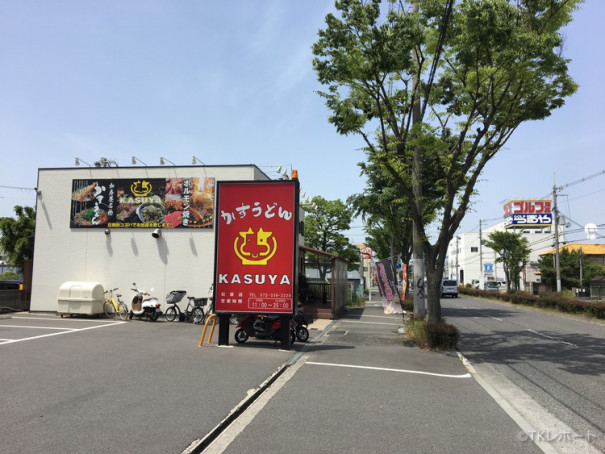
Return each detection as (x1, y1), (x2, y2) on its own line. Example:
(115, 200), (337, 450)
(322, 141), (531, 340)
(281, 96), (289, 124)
(404, 317), (459, 350)
(458, 286), (604, 319)
(400, 299), (413, 312)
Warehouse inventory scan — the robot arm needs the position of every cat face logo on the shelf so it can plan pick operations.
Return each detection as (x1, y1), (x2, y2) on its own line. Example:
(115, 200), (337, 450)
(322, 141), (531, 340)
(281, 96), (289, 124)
(131, 180), (152, 197)
(234, 227), (277, 265)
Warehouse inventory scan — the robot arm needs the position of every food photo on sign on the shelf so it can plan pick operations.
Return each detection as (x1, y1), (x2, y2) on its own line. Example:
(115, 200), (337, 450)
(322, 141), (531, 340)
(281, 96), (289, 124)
(214, 181), (298, 315)
(69, 177), (215, 229)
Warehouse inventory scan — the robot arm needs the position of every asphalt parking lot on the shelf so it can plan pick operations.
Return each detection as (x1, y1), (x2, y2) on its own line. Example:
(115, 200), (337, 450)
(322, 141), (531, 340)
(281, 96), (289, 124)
(0, 312), (300, 454)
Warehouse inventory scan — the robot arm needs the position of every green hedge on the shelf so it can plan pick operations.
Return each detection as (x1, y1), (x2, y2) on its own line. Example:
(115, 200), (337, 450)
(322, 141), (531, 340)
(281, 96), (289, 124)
(458, 287), (605, 319)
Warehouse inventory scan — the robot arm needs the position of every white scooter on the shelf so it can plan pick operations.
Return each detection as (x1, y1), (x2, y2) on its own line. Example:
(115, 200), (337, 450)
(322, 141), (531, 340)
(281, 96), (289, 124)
(129, 283), (162, 321)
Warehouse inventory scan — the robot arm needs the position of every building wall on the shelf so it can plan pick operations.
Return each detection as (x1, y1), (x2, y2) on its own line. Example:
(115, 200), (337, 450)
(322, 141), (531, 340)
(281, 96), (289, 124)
(445, 221), (563, 289)
(31, 165), (269, 312)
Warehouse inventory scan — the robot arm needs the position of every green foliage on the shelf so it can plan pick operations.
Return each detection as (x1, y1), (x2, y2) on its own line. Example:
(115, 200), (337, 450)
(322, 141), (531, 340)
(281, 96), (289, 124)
(348, 157), (413, 266)
(404, 317), (460, 350)
(458, 286), (605, 319)
(538, 249), (605, 290)
(313, 0), (581, 321)
(483, 230), (532, 291)
(0, 206), (36, 273)
(302, 196), (359, 271)
(0, 271), (20, 280)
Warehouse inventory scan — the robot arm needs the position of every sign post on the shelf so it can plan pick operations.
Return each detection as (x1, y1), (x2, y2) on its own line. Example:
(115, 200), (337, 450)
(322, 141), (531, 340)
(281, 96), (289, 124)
(213, 180), (299, 348)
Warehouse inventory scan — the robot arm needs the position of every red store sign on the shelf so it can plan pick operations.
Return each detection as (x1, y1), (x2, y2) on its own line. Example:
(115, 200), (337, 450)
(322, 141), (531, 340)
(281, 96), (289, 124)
(214, 181), (299, 315)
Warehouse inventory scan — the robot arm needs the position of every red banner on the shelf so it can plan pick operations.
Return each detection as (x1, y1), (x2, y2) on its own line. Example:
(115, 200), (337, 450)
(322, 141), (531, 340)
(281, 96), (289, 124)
(401, 264), (407, 301)
(214, 181), (298, 314)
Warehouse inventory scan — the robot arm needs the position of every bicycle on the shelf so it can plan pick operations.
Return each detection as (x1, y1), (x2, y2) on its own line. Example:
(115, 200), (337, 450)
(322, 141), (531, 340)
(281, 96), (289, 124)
(104, 288), (128, 320)
(164, 292), (209, 324)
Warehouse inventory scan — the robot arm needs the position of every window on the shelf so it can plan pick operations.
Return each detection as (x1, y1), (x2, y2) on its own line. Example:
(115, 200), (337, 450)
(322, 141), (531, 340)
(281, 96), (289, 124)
(471, 247), (478, 253)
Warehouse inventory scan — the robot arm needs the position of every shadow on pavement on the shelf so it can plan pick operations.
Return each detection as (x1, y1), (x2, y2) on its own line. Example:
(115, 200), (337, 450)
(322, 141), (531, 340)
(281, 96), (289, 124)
(459, 329), (605, 376)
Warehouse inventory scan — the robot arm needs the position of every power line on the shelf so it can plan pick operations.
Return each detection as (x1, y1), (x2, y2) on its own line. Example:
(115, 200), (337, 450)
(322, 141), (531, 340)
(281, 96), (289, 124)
(0, 185), (36, 191)
(540, 169), (605, 198)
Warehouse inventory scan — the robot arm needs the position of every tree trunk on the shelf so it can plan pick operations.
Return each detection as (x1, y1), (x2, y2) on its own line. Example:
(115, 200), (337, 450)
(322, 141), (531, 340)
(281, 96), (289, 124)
(425, 259), (443, 323)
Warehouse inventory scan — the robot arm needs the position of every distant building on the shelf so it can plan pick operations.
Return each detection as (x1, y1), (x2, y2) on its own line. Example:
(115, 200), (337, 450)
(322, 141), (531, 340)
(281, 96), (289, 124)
(445, 221), (563, 290)
(539, 243), (605, 267)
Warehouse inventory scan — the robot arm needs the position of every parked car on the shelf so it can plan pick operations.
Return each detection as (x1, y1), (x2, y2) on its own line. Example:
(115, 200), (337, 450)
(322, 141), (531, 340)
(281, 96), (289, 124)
(471, 279), (480, 289)
(485, 281), (499, 292)
(0, 279), (22, 290)
(441, 279), (458, 298)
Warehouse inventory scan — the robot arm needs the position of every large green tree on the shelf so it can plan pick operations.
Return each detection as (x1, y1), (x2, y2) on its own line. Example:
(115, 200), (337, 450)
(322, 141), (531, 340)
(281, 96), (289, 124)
(313, 0), (579, 321)
(348, 158), (413, 268)
(302, 196), (359, 278)
(483, 230), (531, 291)
(0, 206), (36, 273)
(538, 249), (604, 291)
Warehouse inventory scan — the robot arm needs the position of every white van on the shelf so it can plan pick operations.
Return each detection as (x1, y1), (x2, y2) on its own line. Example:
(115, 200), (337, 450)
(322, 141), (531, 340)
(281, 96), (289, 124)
(441, 279), (458, 298)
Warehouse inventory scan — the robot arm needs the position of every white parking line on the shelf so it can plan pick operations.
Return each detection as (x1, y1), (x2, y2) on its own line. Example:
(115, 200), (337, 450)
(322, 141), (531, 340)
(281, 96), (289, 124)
(0, 321), (126, 345)
(306, 361), (472, 378)
(344, 315), (402, 320)
(11, 316), (117, 324)
(339, 320), (401, 326)
(2, 325), (79, 331)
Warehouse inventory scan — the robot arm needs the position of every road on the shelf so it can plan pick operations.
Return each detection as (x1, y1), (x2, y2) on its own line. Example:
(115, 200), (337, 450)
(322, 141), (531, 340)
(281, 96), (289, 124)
(2, 308), (546, 454)
(441, 295), (605, 453)
(203, 305), (543, 453)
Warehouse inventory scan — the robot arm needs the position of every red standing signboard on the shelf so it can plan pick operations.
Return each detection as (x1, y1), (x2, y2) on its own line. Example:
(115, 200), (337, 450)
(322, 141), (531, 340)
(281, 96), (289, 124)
(214, 181), (298, 315)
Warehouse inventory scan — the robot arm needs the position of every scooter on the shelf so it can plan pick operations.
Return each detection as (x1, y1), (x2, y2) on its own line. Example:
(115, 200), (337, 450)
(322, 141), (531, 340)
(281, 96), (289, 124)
(234, 314), (295, 345)
(129, 283), (162, 321)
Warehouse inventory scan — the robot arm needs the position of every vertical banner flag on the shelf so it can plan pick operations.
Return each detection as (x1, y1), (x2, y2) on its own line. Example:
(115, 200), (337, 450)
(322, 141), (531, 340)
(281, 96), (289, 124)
(401, 264), (408, 301)
(214, 181), (298, 315)
(375, 259), (402, 314)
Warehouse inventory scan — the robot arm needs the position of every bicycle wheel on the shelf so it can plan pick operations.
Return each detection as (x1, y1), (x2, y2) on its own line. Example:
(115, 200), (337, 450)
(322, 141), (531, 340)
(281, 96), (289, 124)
(104, 301), (116, 319)
(117, 302), (128, 320)
(165, 306), (178, 322)
(296, 326), (309, 342)
(191, 307), (204, 324)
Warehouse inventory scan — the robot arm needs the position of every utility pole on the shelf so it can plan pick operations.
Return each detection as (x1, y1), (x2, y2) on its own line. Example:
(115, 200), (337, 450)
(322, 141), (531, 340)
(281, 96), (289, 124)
(455, 236), (460, 282)
(553, 176), (562, 292)
(479, 219), (484, 290)
(579, 247), (584, 289)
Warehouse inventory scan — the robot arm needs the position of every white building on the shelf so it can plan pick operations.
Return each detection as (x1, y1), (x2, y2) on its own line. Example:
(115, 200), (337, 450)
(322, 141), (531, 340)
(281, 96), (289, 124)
(30, 164), (294, 312)
(445, 221), (564, 290)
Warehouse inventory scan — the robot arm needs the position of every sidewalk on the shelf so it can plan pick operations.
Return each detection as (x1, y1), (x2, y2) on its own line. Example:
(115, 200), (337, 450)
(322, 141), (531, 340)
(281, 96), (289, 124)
(202, 305), (543, 453)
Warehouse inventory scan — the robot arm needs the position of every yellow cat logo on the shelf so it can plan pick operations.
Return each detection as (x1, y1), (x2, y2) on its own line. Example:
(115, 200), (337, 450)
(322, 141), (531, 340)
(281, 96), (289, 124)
(131, 180), (152, 197)
(234, 227), (277, 265)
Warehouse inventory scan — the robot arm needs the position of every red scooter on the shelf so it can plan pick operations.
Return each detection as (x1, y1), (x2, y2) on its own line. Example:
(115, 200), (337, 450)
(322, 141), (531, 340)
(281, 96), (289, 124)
(234, 314), (296, 345)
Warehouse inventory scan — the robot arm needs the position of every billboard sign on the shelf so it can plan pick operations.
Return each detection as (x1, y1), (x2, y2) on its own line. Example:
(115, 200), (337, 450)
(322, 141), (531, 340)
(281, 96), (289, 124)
(214, 180), (298, 315)
(503, 199), (552, 229)
(70, 178), (214, 228)
(355, 244), (374, 259)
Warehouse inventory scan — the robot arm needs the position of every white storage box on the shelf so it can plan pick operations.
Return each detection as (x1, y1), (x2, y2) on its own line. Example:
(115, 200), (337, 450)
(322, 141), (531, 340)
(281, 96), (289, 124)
(57, 281), (105, 315)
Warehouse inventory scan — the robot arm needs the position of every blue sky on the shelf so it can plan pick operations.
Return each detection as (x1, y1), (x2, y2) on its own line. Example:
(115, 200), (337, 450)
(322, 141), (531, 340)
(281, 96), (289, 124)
(1, 0), (603, 246)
